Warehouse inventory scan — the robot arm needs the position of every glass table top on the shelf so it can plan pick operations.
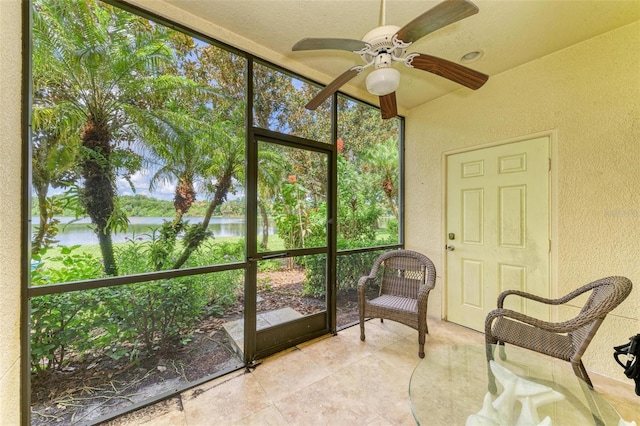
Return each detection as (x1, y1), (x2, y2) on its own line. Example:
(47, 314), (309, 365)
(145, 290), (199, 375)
(409, 344), (623, 426)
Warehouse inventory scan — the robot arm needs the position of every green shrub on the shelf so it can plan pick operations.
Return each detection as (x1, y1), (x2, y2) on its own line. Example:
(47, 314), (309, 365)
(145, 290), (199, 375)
(336, 249), (386, 293)
(384, 218), (399, 242)
(104, 237), (243, 357)
(299, 254), (327, 297)
(187, 240), (244, 308)
(31, 235), (246, 373)
(300, 248), (386, 297)
(30, 247), (104, 373)
(100, 277), (208, 357)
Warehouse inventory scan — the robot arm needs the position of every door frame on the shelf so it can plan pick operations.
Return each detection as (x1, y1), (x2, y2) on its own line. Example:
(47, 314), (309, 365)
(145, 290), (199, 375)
(245, 127), (336, 363)
(441, 130), (558, 323)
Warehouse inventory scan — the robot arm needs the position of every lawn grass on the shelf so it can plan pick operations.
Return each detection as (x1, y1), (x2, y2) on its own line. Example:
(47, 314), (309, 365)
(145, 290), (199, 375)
(34, 227), (395, 277)
(36, 234), (287, 271)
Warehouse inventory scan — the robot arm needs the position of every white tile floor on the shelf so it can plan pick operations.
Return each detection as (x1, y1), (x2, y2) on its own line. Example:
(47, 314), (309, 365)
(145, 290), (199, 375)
(106, 319), (639, 425)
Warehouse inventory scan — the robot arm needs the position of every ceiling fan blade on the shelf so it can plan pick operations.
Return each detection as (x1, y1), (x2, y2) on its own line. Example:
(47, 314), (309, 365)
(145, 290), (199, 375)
(408, 53), (488, 90)
(379, 93), (398, 119)
(306, 67), (363, 110)
(395, 0), (479, 44)
(292, 38), (368, 52)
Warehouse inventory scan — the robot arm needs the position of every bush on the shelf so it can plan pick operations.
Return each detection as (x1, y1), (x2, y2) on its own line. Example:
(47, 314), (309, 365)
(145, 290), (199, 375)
(301, 246), (388, 298)
(336, 249), (386, 293)
(298, 254), (327, 297)
(30, 236), (246, 373)
(30, 247), (104, 372)
(187, 239), (244, 308)
(103, 237), (244, 357)
(385, 218), (398, 241)
(100, 277), (208, 357)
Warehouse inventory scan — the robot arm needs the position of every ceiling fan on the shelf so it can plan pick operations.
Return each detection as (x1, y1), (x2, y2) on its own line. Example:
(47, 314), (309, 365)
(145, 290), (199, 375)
(292, 0), (489, 119)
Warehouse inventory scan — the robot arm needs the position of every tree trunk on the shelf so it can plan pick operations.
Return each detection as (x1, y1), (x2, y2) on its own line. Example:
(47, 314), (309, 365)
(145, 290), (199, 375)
(387, 195), (398, 219)
(154, 180), (195, 270)
(259, 201), (269, 249)
(32, 188), (49, 254)
(382, 177), (399, 219)
(97, 229), (118, 276)
(81, 118), (118, 275)
(171, 170), (233, 269)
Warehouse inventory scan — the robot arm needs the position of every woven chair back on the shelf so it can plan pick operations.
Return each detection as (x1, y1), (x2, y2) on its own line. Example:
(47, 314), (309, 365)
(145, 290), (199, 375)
(571, 277), (633, 349)
(379, 255), (427, 299)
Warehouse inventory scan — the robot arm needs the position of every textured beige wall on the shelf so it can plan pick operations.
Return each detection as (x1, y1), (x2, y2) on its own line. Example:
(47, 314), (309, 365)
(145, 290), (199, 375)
(0, 0), (23, 423)
(405, 21), (640, 381)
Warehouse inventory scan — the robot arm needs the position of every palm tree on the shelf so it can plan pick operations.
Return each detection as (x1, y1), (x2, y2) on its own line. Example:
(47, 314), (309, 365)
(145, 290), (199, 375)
(33, 0), (197, 274)
(139, 107), (203, 269)
(171, 117), (246, 269)
(163, 43), (294, 267)
(142, 102), (244, 270)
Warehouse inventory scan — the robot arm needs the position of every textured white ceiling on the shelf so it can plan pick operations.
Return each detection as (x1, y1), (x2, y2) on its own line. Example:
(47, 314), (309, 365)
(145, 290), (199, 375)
(164, 0), (640, 112)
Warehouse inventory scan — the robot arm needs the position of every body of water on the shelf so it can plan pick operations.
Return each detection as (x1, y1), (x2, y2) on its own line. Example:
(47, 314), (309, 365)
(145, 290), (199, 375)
(31, 217), (270, 246)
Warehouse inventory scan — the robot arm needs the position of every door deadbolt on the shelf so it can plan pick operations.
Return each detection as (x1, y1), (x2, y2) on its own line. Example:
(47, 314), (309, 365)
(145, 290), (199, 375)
(448, 233), (455, 240)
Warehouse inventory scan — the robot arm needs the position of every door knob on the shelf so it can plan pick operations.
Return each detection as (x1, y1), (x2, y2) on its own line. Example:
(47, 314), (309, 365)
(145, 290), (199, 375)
(446, 245), (455, 251)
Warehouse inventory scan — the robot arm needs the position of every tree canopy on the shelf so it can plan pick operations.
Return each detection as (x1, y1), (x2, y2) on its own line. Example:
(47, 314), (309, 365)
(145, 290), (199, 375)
(31, 0), (402, 279)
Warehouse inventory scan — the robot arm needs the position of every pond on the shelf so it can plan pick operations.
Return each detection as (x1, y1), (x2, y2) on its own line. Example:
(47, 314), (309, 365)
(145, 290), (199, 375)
(31, 216), (270, 246)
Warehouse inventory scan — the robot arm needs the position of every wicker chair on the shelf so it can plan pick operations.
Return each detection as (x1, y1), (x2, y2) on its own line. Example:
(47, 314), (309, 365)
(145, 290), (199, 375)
(485, 276), (632, 391)
(358, 250), (436, 358)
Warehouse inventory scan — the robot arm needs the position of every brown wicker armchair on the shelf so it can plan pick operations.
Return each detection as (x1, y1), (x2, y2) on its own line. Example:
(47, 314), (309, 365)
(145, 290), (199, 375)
(485, 276), (633, 391)
(358, 250), (436, 358)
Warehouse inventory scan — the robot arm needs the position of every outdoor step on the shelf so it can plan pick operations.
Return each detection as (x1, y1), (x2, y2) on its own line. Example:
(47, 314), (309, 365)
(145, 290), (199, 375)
(222, 307), (304, 357)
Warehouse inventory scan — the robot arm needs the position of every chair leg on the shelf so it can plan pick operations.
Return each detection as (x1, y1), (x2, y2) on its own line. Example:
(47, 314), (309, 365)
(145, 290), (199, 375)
(486, 340), (498, 394)
(359, 313), (366, 342)
(417, 313), (428, 358)
(572, 360), (594, 389)
(498, 342), (507, 360)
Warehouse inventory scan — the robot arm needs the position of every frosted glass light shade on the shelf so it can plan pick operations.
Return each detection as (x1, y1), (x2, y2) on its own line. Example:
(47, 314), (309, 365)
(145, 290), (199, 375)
(365, 68), (400, 96)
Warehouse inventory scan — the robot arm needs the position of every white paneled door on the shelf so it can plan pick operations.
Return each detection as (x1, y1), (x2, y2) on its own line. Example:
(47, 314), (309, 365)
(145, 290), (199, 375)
(446, 136), (550, 331)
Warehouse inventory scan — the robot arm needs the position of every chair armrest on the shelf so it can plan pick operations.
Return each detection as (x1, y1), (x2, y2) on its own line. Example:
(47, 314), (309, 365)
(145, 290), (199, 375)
(357, 275), (375, 299)
(485, 308), (596, 335)
(497, 280), (605, 308)
(418, 283), (433, 303)
(417, 284), (433, 316)
(357, 275), (374, 288)
(497, 290), (558, 308)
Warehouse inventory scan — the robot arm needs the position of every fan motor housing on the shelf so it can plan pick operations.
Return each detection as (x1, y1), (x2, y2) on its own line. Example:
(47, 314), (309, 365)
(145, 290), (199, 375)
(360, 25), (405, 63)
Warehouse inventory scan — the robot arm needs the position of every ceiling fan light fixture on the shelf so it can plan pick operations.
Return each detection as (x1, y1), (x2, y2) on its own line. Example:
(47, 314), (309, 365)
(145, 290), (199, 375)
(366, 67), (400, 96)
